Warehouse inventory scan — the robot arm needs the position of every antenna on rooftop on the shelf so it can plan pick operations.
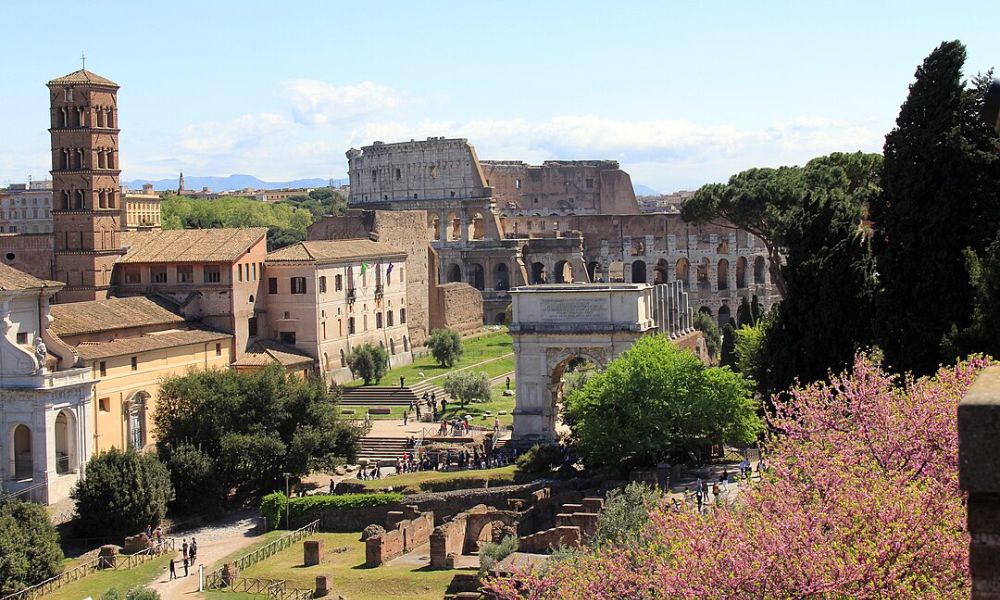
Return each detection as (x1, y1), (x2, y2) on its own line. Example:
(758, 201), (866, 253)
(81, 51), (86, 70)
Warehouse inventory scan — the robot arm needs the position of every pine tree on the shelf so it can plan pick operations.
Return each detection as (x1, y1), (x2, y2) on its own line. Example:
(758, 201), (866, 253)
(870, 41), (1000, 375)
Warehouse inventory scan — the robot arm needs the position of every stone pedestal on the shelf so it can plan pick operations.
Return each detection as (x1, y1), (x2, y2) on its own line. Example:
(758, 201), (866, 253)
(315, 575), (330, 597)
(304, 540), (323, 566)
(98, 545), (118, 569)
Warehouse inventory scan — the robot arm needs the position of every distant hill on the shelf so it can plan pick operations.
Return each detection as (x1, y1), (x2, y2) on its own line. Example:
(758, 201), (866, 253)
(124, 174), (344, 192)
(633, 183), (660, 196)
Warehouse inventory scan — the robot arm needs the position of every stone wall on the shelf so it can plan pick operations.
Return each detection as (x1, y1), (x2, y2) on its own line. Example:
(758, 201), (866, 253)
(430, 282), (483, 335)
(365, 505), (434, 567)
(480, 160), (640, 215)
(519, 526), (582, 553)
(0, 234), (53, 281)
(674, 330), (707, 362)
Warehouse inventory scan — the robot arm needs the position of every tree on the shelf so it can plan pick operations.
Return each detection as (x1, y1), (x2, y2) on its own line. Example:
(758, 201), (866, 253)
(427, 328), (463, 368)
(346, 344), (388, 385)
(0, 498), (63, 595)
(154, 365), (364, 507)
(719, 320), (737, 368)
(487, 354), (990, 597)
(736, 296), (755, 327)
(692, 311), (721, 359)
(163, 444), (222, 516)
(563, 335), (761, 470)
(72, 449), (174, 537)
(442, 370), (491, 407)
(589, 482), (660, 548)
(733, 317), (769, 382)
(944, 230), (1000, 359)
(871, 41), (1000, 376)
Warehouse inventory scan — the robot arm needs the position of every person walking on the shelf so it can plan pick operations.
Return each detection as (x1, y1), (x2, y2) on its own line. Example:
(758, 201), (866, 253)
(182, 539), (188, 563)
(168, 557), (177, 580)
(505, 376), (511, 391)
(441, 398), (448, 413)
(493, 416), (500, 434)
(403, 409), (408, 425)
(190, 538), (198, 563)
(416, 403), (421, 420)
(695, 485), (704, 513)
(400, 376), (405, 389)
(183, 555), (189, 577)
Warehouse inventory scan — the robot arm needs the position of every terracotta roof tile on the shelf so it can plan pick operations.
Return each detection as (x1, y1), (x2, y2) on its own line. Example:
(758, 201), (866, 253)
(120, 228), (267, 264)
(50, 297), (186, 337)
(266, 239), (406, 264)
(0, 263), (62, 292)
(47, 69), (119, 87)
(232, 339), (314, 367)
(75, 328), (231, 361)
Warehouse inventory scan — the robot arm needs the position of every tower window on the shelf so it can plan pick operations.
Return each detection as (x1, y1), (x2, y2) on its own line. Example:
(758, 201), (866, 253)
(248, 317), (258, 337)
(131, 356), (138, 371)
(586, 178), (594, 189)
(291, 277), (307, 294)
(395, 168), (401, 181)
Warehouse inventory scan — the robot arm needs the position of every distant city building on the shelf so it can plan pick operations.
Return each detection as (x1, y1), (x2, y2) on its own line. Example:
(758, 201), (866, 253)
(258, 188), (315, 203)
(121, 183), (161, 231)
(637, 190), (694, 213)
(0, 185), (53, 234)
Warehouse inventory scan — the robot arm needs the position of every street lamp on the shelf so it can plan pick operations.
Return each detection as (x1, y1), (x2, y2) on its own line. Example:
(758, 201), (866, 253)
(283, 472), (292, 530)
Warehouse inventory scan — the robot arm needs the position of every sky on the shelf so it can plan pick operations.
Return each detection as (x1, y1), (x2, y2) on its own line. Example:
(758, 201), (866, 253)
(1, 1), (998, 193)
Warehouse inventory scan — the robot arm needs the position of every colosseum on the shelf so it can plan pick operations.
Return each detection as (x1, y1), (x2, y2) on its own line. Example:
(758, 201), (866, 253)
(309, 137), (778, 328)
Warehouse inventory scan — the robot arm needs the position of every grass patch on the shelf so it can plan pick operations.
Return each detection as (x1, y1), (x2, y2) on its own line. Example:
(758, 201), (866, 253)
(47, 554), (171, 600)
(437, 385), (516, 427)
(344, 330), (512, 388)
(355, 465), (522, 494)
(235, 532), (455, 600)
(207, 530), (284, 571)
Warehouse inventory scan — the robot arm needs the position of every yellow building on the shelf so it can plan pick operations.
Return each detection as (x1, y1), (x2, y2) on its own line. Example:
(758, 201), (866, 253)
(49, 297), (233, 454)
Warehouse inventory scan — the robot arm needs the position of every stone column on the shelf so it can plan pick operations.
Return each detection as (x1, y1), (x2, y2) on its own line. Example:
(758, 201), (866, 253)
(709, 262), (718, 292)
(958, 366), (1000, 597)
(728, 262), (737, 292)
(460, 212), (469, 243)
(439, 211), (449, 243)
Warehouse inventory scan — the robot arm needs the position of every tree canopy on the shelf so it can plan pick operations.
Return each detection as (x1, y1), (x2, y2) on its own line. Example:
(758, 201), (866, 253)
(0, 498), (63, 595)
(72, 449), (173, 537)
(563, 335), (761, 470)
(346, 344), (389, 385)
(442, 370), (491, 407)
(427, 328), (463, 368)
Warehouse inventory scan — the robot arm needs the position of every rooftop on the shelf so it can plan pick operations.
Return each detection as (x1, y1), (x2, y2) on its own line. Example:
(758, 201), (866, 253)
(266, 239), (406, 264)
(47, 69), (118, 87)
(75, 328), (231, 361)
(232, 339), (314, 368)
(120, 227), (267, 264)
(0, 263), (62, 292)
(50, 296), (185, 337)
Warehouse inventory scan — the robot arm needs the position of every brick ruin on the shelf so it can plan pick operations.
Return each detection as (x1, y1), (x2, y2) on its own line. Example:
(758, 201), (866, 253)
(363, 504), (435, 567)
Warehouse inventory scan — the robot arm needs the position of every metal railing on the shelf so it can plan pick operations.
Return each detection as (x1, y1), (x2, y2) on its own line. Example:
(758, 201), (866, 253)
(209, 577), (313, 600)
(0, 538), (175, 600)
(205, 520), (319, 591)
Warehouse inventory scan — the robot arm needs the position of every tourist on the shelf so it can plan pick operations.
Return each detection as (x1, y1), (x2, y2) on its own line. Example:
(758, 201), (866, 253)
(695, 485), (704, 513)
(183, 555), (189, 577)
(505, 376), (511, 391)
(168, 557), (176, 580)
(182, 539), (188, 561)
(493, 416), (500, 434)
(400, 376), (405, 389)
(720, 469), (728, 483)
(712, 482), (722, 504)
(190, 539), (198, 563)
(145, 523), (152, 539)
(441, 398), (448, 413)
(415, 403), (421, 420)
(155, 526), (163, 543)
(422, 392), (429, 405)
(329, 479), (335, 493)
(403, 410), (408, 425)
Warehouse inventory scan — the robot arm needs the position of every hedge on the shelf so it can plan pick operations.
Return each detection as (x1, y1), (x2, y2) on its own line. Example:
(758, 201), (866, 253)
(260, 492), (404, 530)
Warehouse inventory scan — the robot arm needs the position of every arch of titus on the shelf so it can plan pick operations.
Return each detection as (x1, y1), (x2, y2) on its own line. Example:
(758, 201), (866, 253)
(510, 281), (695, 445)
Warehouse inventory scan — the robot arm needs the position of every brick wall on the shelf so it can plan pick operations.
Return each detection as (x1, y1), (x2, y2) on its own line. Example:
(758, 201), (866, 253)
(519, 526), (582, 553)
(365, 507), (434, 567)
(430, 282), (483, 334)
(0, 234), (53, 280)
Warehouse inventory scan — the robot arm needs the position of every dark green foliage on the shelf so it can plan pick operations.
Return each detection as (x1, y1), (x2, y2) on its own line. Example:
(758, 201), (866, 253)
(0, 498), (63, 595)
(720, 320), (738, 368)
(693, 311), (721, 359)
(427, 328), (463, 367)
(736, 296), (755, 327)
(260, 492), (403, 530)
(346, 344), (388, 385)
(871, 41), (1000, 375)
(72, 449), (174, 538)
(266, 227), (306, 251)
(943, 230), (1000, 359)
(479, 535), (519, 577)
(163, 444), (222, 516)
(102, 587), (160, 600)
(515, 444), (564, 473)
(590, 482), (660, 548)
(564, 335), (761, 471)
(154, 365), (364, 508)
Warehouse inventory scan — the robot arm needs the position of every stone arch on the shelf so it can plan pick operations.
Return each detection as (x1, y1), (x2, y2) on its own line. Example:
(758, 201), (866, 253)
(553, 260), (572, 284)
(447, 212), (461, 241)
(654, 258), (670, 284)
(495, 263), (510, 291)
(631, 260), (647, 284)
(125, 391), (150, 450)
(697, 258), (711, 291)
(675, 258), (689, 284)
(608, 260), (625, 283)
(530, 262), (546, 284)
(470, 263), (485, 290)
(699, 305), (713, 316)
(11, 424), (32, 480)
(587, 261), (601, 282)
(447, 263), (462, 283)
(54, 409), (77, 475)
(736, 257), (748, 289)
(469, 212), (486, 240)
(754, 256), (766, 285)
(428, 213), (440, 241)
(718, 304), (732, 329)
(717, 259), (730, 290)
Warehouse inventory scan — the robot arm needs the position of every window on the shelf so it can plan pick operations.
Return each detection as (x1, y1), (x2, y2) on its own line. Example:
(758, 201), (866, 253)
(268, 277), (278, 294)
(371, 169), (377, 182)
(586, 178), (594, 189)
(387, 311), (394, 326)
(204, 265), (221, 283)
(151, 267), (167, 283)
(99, 361), (107, 377)
(515, 179), (521, 189)
(252, 263), (257, 280)
(124, 268), (141, 284)
(322, 321), (327, 340)
(376, 312), (383, 328)
(395, 168), (401, 181)
(215, 343), (222, 357)
(177, 265), (193, 283)
(279, 331), (296, 345)
(363, 315), (368, 331)
(283, 312), (291, 319)
(291, 277), (307, 294)
(131, 356), (138, 371)
(319, 276), (327, 293)
(340, 349), (346, 367)
(99, 397), (110, 412)
(16, 332), (27, 344)
(335, 274), (343, 291)
(400, 308), (406, 324)
(237, 265), (243, 282)
(348, 317), (355, 334)
(248, 317), (258, 337)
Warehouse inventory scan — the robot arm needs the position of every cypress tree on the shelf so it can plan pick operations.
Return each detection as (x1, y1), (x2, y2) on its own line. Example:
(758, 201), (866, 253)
(871, 41), (1000, 375)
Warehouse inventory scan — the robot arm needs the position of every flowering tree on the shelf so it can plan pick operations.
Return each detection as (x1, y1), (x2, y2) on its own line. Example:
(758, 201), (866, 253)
(485, 354), (989, 598)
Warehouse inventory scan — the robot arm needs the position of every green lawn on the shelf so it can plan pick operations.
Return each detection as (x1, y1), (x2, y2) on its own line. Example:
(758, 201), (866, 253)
(344, 330), (512, 388)
(438, 385), (516, 427)
(356, 465), (521, 493)
(47, 554), (171, 600)
(207, 530), (285, 571)
(227, 532), (457, 600)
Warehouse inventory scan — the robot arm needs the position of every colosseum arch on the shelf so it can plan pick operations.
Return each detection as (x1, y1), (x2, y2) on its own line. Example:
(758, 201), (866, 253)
(736, 257), (748, 288)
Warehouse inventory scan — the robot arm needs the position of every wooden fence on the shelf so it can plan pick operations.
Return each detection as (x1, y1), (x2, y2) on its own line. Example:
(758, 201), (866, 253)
(204, 520), (320, 591)
(207, 577), (313, 600)
(0, 539), (175, 600)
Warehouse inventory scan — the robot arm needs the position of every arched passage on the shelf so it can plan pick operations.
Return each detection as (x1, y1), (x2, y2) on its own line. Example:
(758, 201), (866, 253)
(587, 261), (601, 282)
(446, 212), (461, 241)
(654, 259), (670, 284)
(55, 410), (76, 475)
(470, 263), (485, 290)
(717, 259), (730, 290)
(428, 214), (440, 241)
(736, 257), (748, 288)
(675, 258), (689, 286)
(495, 263), (510, 290)
(469, 212), (485, 240)
(697, 258), (711, 291)
(608, 260), (625, 283)
(553, 260), (572, 284)
(754, 256), (766, 285)
(531, 262), (547, 284)
(12, 424), (32, 480)
(718, 304), (732, 329)
(447, 263), (462, 283)
(631, 260), (647, 284)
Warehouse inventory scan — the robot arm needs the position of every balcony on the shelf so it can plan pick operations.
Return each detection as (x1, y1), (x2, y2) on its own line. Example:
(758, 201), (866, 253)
(347, 288), (357, 304)
(375, 284), (384, 300)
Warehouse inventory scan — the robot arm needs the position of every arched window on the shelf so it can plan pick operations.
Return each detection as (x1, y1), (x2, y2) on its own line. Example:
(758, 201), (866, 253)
(127, 394), (148, 450)
(400, 308), (406, 324)
(340, 349), (346, 367)
(403, 336), (409, 352)
(335, 274), (343, 291)
(718, 259), (730, 290)
(12, 424), (32, 480)
(390, 339), (396, 355)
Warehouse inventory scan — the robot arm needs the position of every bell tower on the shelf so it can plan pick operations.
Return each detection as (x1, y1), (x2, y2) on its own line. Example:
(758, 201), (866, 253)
(47, 68), (125, 303)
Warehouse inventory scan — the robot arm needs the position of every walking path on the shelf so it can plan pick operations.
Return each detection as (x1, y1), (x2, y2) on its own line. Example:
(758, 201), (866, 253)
(147, 511), (261, 600)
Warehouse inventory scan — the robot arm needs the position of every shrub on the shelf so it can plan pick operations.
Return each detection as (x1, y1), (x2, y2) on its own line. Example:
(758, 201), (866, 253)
(693, 311), (721, 358)
(260, 492), (404, 530)
(515, 444), (563, 473)
(163, 444), (221, 516)
(479, 535), (519, 577)
(590, 482), (660, 548)
(346, 344), (389, 385)
(102, 588), (160, 600)
(442, 370), (491, 407)
(72, 448), (174, 538)
(0, 498), (64, 595)
(427, 328), (463, 367)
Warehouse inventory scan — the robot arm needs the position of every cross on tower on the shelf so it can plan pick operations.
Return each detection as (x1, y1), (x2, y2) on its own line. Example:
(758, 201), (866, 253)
(80, 51), (86, 70)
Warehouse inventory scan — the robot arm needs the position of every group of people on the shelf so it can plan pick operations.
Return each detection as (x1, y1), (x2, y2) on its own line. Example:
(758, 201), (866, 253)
(147, 522), (197, 581)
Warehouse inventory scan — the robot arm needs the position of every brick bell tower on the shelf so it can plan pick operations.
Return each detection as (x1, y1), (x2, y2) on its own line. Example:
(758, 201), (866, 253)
(47, 68), (125, 303)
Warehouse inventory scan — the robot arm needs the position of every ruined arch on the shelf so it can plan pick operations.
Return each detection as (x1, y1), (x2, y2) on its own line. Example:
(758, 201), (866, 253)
(607, 260), (624, 283)
(447, 263), (462, 283)
(630, 260), (647, 284)
(446, 211), (461, 241)
(718, 304), (731, 328)
(469, 212), (486, 240)
(654, 258), (670, 284)
(753, 256), (766, 285)
(697, 258), (711, 291)
(494, 263), (510, 290)
(530, 262), (546, 284)
(675, 258), (689, 284)
(587, 261), (601, 282)
(736, 257), (748, 288)
(553, 260), (572, 284)
(717, 259), (729, 290)
(470, 263), (485, 290)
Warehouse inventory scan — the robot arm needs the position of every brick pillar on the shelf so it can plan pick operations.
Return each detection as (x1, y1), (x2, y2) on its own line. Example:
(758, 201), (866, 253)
(959, 366), (1000, 598)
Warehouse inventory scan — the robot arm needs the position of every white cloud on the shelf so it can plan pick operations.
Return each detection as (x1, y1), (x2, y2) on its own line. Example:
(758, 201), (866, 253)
(283, 80), (403, 126)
